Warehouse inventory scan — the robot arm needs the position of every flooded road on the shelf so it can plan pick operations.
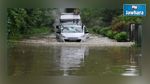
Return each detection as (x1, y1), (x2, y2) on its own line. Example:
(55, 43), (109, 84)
(8, 43), (141, 77)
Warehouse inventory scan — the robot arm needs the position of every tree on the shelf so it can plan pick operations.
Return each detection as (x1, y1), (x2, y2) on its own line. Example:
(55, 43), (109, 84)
(7, 8), (54, 39)
(80, 8), (122, 28)
(111, 15), (143, 31)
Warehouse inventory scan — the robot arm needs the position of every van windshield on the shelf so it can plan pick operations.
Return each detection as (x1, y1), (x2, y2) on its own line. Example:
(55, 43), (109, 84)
(60, 19), (81, 24)
(61, 26), (83, 33)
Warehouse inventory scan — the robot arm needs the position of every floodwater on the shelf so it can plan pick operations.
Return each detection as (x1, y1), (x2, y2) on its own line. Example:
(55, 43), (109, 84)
(7, 43), (141, 77)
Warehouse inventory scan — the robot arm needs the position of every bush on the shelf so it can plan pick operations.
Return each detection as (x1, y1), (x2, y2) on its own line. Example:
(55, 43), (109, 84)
(113, 31), (118, 35)
(100, 27), (111, 36)
(112, 21), (126, 32)
(114, 32), (128, 42)
(91, 26), (101, 34)
(112, 31), (118, 39)
(111, 15), (143, 32)
(106, 30), (114, 39)
(92, 27), (97, 33)
(97, 28), (102, 34)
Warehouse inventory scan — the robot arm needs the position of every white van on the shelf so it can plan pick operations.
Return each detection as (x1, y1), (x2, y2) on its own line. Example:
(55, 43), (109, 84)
(56, 24), (89, 42)
(55, 11), (89, 42)
(59, 13), (81, 25)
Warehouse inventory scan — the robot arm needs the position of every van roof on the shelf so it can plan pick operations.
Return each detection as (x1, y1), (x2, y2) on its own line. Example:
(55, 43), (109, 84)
(60, 14), (80, 20)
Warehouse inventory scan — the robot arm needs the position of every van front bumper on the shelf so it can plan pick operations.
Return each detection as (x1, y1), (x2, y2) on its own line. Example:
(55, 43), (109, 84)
(61, 37), (86, 42)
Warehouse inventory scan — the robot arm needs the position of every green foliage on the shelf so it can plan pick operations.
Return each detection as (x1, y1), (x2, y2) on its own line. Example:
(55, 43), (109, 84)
(111, 15), (143, 31)
(80, 8), (122, 28)
(106, 30), (114, 39)
(118, 15), (143, 24)
(111, 20), (126, 32)
(28, 27), (52, 35)
(99, 27), (111, 36)
(97, 28), (102, 34)
(91, 26), (101, 34)
(114, 32), (128, 42)
(7, 8), (54, 40)
(81, 8), (142, 42)
(113, 31), (118, 35)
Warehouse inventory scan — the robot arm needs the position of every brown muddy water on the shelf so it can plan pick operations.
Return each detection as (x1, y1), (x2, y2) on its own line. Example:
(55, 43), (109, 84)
(7, 42), (142, 78)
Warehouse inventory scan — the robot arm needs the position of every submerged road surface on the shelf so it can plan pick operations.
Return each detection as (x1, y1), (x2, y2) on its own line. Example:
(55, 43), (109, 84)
(12, 34), (135, 47)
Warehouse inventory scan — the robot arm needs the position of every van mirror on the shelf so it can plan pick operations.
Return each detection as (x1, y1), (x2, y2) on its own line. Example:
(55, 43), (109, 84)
(85, 31), (89, 33)
(56, 25), (60, 29)
(82, 24), (84, 28)
(56, 31), (61, 34)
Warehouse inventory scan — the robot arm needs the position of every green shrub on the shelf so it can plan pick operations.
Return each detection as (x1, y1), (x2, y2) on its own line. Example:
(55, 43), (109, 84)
(100, 27), (111, 36)
(92, 26), (97, 33)
(111, 15), (143, 32)
(97, 28), (102, 34)
(112, 31), (118, 39)
(91, 26), (101, 34)
(92, 28), (97, 33)
(114, 32), (128, 42)
(113, 31), (118, 35)
(106, 30), (114, 39)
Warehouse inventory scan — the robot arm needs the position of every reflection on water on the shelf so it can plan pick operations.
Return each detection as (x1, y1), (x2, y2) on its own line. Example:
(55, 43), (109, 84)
(121, 47), (141, 76)
(121, 65), (139, 76)
(8, 43), (141, 77)
(59, 46), (88, 76)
